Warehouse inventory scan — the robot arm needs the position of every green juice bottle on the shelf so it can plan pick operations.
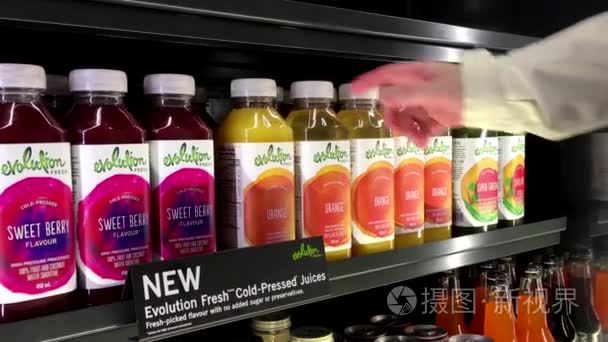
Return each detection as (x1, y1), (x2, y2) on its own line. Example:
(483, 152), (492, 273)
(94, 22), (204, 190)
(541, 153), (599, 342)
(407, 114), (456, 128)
(451, 128), (499, 237)
(498, 131), (525, 227)
(286, 81), (352, 261)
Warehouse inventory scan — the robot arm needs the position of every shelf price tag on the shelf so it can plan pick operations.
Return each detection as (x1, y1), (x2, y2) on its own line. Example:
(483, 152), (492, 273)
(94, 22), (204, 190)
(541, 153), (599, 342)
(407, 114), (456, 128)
(128, 237), (330, 341)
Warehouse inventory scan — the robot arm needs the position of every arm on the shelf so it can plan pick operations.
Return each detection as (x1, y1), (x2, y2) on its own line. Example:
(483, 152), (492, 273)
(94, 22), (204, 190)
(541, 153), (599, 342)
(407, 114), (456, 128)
(463, 12), (608, 140)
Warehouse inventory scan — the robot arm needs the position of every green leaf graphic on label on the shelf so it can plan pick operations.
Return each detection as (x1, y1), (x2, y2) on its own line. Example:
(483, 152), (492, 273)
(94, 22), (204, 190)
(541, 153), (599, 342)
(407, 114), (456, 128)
(465, 201), (498, 223)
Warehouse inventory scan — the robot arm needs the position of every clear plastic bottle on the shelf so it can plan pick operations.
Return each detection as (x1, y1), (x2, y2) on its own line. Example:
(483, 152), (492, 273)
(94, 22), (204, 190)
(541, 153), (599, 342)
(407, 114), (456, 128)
(286, 81), (351, 261)
(67, 69), (152, 306)
(337, 84), (394, 256)
(0, 64), (76, 322)
(497, 132), (525, 227)
(451, 128), (498, 237)
(217, 79), (295, 249)
(423, 132), (453, 242)
(144, 74), (215, 260)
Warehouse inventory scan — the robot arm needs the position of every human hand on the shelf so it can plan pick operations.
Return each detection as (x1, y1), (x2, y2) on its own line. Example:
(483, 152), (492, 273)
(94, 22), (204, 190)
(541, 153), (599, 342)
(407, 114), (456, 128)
(352, 62), (463, 146)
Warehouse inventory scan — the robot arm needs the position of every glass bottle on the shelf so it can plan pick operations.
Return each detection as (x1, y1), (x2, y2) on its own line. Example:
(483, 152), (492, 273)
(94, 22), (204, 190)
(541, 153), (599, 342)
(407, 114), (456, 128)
(451, 128), (498, 237)
(515, 265), (555, 342)
(484, 272), (518, 342)
(286, 81), (351, 261)
(435, 270), (466, 336)
(593, 241), (608, 339)
(542, 256), (576, 342)
(337, 84), (394, 256)
(470, 262), (496, 335)
(566, 248), (602, 341)
(0, 64), (76, 322)
(497, 132), (525, 227)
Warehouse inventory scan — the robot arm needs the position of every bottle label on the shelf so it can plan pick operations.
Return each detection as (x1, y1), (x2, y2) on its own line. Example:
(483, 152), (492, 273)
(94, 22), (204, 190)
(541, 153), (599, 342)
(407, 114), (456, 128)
(295, 140), (351, 253)
(149, 140), (215, 260)
(394, 137), (424, 234)
(424, 136), (452, 229)
(72, 144), (151, 289)
(0, 143), (75, 304)
(498, 136), (525, 220)
(591, 132), (608, 200)
(453, 137), (499, 227)
(218, 142), (295, 248)
(351, 138), (395, 245)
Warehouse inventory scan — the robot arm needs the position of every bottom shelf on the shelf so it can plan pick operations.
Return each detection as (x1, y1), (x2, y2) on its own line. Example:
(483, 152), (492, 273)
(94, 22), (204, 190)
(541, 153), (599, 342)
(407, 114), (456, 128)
(0, 217), (566, 342)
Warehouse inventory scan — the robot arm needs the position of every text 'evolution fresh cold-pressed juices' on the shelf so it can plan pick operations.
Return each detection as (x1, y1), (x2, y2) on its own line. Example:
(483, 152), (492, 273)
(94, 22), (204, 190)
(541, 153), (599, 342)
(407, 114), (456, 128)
(394, 108), (425, 249)
(217, 79), (295, 248)
(452, 128), (499, 237)
(67, 69), (151, 305)
(144, 74), (215, 260)
(338, 84), (394, 256)
(423, 133), (452, 243)
(498, 132), (525, 227)
(286, 81), (351, 261)
(0, 65), (76, 322)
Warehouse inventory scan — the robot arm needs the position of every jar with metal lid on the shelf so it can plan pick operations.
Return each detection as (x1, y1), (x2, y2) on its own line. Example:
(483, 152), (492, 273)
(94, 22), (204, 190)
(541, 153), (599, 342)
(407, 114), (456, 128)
(448, 335), (494, 342)
(403, 325), (448, 341)
(369, 314), (411, 335)
(374, 336), (418, 342)
(344, 324), (387, 341)
(290, 326), (334, 342)
(252, 311), (291, 342)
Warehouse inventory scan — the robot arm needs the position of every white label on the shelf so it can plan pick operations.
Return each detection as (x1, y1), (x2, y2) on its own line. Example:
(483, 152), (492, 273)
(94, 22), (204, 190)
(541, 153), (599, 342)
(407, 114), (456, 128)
(149, 140), (216, 260)
(424, 136), (453, 229)
(295, 140), (351, 253)
(72, 144), (151, 289)
(394, 136), (425, 234)
(453, 137), (499, 227)
(218, 142), (295, 248)
(0, 143), (76, 304)
(498, 136), (525, 220)
(350, 138), (395, 245)
(592, 132), (608, 200)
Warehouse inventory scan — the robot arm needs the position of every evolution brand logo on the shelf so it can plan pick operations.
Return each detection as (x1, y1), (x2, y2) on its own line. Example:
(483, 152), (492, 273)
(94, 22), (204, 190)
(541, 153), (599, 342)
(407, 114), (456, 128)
(1, 147), (67, 176)
(163, 143), (212, 167)
(313, 142), (348, 163)
(94, 147), (148, 173)
(365, 140), (393, 160)
(291, 243), (322, 261)
(254, 144), (292, 167)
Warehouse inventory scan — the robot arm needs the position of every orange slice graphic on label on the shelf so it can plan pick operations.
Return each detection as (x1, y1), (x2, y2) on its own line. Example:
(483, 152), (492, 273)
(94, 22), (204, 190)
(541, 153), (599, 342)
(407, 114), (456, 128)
(244, 168), (295, 246)
(395, 158), (424, 228)
(352, 160), (394, 237)
(424, 156), (452, 224)
(303, 165), (351, 247)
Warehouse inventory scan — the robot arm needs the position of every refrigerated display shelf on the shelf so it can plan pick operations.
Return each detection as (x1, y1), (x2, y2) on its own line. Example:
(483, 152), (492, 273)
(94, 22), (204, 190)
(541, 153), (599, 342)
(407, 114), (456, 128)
(0, 218), (565, 342)
(0, 0), (536, 63)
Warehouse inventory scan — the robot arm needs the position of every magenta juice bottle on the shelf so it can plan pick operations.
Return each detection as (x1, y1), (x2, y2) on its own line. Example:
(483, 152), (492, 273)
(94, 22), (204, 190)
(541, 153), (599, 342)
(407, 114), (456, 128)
(0, 64), (76, 322)
(144, 74), (215, 260)
(66, 69), (151, 306)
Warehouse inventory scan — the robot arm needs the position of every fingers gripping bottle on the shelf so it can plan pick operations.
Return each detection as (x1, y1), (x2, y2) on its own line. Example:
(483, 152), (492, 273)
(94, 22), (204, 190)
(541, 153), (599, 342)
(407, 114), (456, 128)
(286, 81), (351, 261)
(337, 84), (394, 256)
(394, 107), (425, 248)
(0, 64), (76, 322)
(217, 79), (295, 249)
(67, 69), (151, 306)
(144, 74), (215, 260)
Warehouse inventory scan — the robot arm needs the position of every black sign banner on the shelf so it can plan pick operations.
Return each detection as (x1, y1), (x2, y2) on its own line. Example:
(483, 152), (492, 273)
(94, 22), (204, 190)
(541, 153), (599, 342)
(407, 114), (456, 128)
(128, 237), (330, 340)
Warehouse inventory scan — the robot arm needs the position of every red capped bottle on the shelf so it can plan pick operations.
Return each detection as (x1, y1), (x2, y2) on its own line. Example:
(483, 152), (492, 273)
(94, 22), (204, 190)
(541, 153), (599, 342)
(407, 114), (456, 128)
(67, 69), (152, 306)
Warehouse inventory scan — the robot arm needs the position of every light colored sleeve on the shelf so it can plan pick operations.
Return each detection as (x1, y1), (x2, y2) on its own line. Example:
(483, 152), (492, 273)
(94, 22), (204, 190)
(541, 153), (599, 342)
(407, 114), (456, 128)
(461, 12), (608, 140)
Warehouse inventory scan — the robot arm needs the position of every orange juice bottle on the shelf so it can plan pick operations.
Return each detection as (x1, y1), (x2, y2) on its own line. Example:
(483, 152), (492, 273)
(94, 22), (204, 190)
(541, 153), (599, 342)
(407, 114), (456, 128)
(217, 79), (295, 248)
(516, 266), (555, 342)
(593, 247), (608, 337)
(484, 272), (518, 342)
(286, 81), (351, 261)
(337, 84), (394, 256)
(423, 133), (452, 242)
(470, 261), (496, 335)
(394, 107), (424, 248)
(435, 270), (466, 335)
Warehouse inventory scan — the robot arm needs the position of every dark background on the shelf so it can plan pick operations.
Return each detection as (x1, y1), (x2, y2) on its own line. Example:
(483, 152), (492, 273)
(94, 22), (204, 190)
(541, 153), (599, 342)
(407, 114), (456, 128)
(296, 0), (608, 37)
